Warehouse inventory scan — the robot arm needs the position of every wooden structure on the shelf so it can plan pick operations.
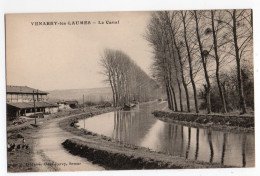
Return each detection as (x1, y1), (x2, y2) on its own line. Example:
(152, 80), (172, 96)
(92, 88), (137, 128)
(6, 85), (58, 120)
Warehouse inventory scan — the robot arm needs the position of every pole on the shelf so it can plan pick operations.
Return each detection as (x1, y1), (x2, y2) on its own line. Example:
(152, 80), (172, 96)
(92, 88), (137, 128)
(83, 94), (85, 129)
(33, 90), (36, 125)
(83, 94), (85, 112)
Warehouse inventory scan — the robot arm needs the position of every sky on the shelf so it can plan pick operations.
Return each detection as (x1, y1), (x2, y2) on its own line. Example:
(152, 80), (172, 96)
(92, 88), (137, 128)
(6, 11), (154, 91)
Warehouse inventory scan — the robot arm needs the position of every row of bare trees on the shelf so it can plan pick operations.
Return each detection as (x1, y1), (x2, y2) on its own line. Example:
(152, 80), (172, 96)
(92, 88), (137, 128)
(145, 9), (253, 114)
(100, 49), (160, 107)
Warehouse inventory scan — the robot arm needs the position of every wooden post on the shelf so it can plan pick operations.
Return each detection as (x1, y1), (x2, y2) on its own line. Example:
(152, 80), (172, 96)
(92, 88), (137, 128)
(33, 90), (36, 125)
(83, 94), (85, 129)
(83, 94), (85, 112)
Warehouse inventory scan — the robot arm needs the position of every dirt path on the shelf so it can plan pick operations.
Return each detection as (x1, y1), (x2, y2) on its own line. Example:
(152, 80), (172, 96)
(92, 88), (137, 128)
(33, 114), (104, 172)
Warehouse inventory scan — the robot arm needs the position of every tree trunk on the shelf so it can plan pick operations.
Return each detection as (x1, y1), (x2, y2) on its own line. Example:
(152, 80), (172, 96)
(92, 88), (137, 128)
(170, 82), (178, 111)
(177, 80), (183, 111)
(194, 11), (211, 114)
(183, 80), (191, 112)
(211, 10), (227, 113)
(165, 78), (174, 110)
(167, 61), (178, 111)
(165, 12), (183, 111)
(161, 23), (179, 112)
(112, 72), (119, 107)
(232, 10), (247, 114)
(108, 71), (116, 107)
(173, 37), (190, 112)
(182, 11), (199, 113)
(251, 9), (253, 29)
(165, 85), (172, 109)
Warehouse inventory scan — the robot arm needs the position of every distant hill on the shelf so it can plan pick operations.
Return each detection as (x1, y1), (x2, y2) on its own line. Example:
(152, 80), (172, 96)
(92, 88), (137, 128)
(47, 87), (113, 104)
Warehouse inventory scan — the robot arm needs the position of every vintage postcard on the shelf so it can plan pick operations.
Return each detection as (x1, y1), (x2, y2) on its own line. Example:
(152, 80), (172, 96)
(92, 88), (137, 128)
(5, 10), (254, 173)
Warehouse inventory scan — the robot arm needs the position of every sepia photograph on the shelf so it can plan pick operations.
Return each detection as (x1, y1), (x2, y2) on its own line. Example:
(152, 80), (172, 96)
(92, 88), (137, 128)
(5, 9), (255, 173)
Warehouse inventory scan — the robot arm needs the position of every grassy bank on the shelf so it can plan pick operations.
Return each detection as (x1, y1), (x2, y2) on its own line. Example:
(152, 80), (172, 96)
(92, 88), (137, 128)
(152, 111), (254, 133)
(7, 125), (38, 172)
(59, 110), (235, 170)
(62, 137), (232, 170)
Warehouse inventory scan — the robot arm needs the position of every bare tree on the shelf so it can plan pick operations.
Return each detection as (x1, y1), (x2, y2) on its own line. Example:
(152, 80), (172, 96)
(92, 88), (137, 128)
(181, 11), (199, 113)
(167, 11), (191, 112)
(163, 11), (184, 112)
(210, 10), (228, 113)
(146, 9), (253, 114)
(100, 49), (159, 107)
(193, 10), (212, 114)
(145, 13), (177, 110)
(225, 9), (253, 114)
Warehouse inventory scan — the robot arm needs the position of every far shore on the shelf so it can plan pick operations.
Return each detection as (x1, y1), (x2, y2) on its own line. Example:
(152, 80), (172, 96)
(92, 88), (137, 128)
(152, 110), (254, 133)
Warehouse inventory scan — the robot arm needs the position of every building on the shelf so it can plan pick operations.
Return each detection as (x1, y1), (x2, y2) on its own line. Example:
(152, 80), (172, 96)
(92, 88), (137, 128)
(57, 100), (78, 109)
(6, 85), (58, 120)
(64, 100), (78, 108)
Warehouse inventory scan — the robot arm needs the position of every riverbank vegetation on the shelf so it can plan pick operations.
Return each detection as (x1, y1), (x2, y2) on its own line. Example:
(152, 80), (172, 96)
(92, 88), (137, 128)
(145, 10), (253, 114)
(153, 111), (254, 133)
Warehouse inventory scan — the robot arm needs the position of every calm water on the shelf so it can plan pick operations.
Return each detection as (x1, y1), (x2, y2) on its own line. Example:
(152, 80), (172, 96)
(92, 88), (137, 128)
(78, 101), (255, 167)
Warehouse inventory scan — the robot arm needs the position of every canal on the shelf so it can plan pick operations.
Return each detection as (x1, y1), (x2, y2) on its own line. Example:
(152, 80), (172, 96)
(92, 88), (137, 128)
(78, 101), (255, 167)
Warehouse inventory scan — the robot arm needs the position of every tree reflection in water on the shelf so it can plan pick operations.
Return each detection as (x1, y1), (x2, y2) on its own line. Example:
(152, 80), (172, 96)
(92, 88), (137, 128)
(185, 127), (191, 159)
(221, 133), (227, 165)
(181, 126), (184, 157)
(208, 131), (214, 163)
(242, 134), (247, 167)
(195, 128), (199, 160)
(78, 102), (254, 167)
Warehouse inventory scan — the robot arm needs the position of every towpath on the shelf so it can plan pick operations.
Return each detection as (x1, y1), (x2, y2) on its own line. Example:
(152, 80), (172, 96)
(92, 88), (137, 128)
(33, 113), (104, 172)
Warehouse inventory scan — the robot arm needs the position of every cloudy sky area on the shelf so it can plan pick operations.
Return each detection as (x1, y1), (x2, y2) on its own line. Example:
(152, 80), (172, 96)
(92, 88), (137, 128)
(6, 11), (153, 90)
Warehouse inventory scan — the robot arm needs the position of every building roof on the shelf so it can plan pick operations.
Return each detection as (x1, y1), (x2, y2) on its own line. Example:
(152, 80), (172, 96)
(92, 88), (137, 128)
(6, 85), (48, 94)
(7, 102), (58, 109)
(64, 101), (78, 105)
